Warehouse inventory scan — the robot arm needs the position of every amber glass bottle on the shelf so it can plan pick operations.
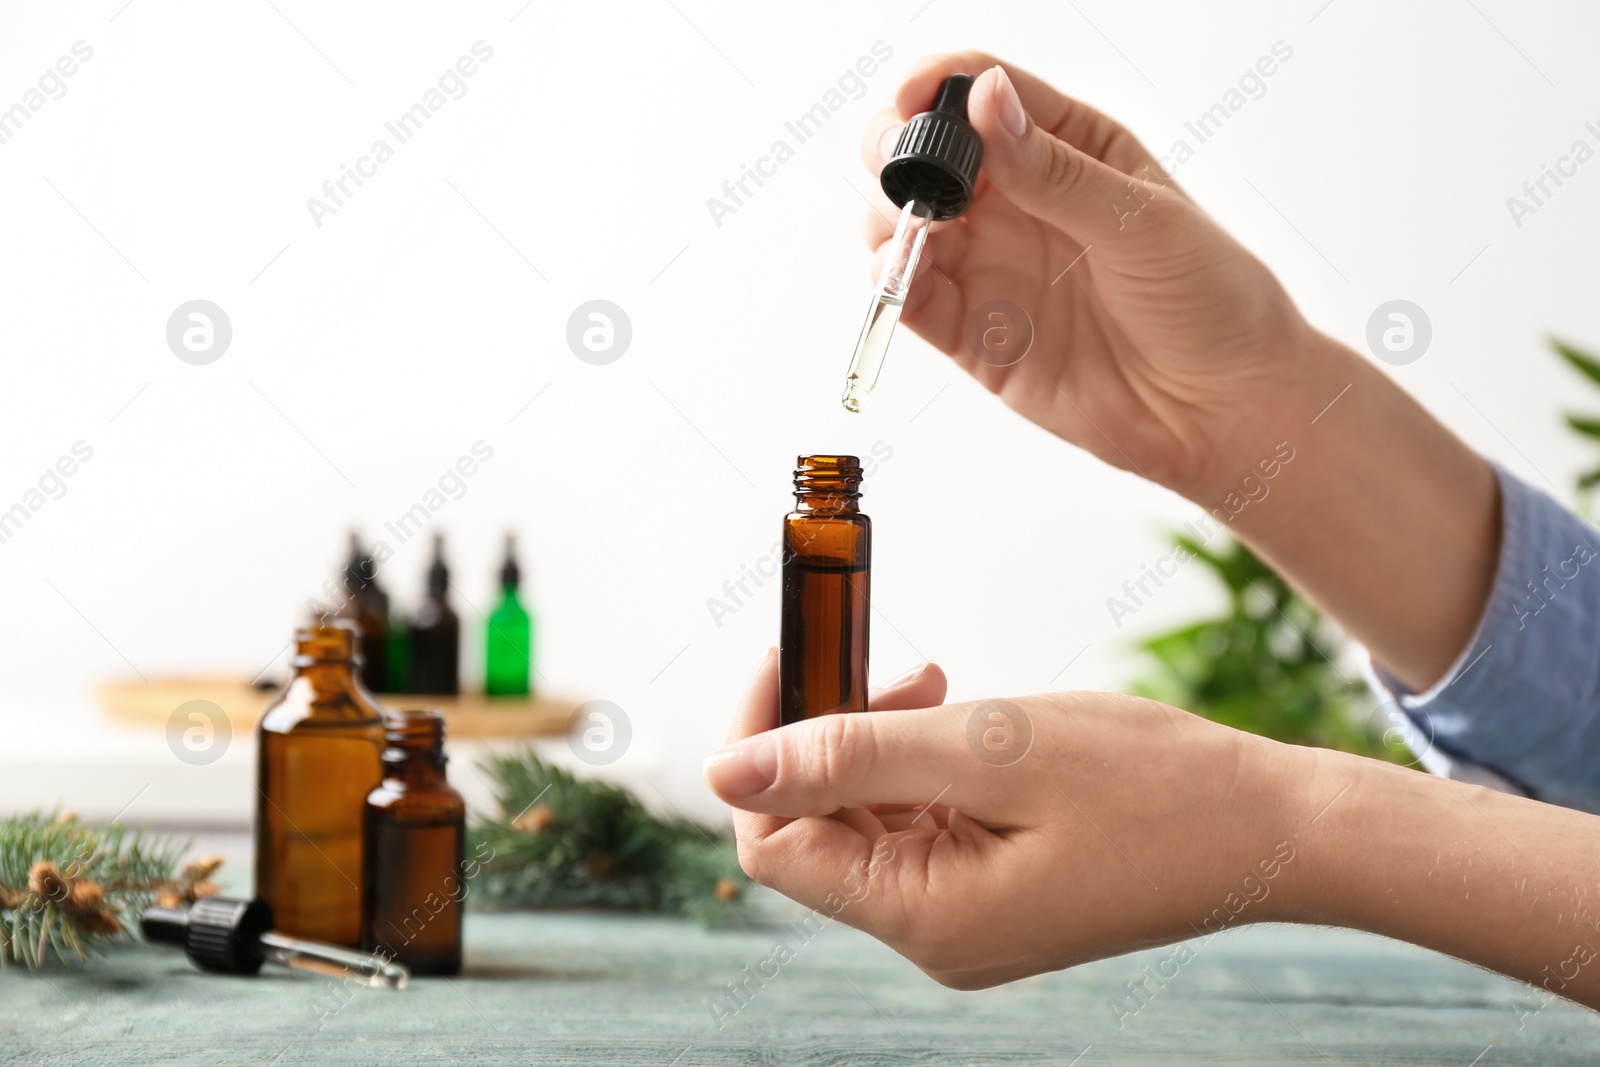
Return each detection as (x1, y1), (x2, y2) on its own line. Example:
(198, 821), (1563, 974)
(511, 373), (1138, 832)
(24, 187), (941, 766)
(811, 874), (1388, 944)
(255, 622), (386, 947)
(335, 532), (390, 694)
(779, 455), (871, 726)
(362, 709), (465, 975)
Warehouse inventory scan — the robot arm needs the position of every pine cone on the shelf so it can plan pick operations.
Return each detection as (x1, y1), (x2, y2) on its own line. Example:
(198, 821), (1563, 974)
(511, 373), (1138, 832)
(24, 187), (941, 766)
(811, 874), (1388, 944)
(67, 880), (105, 911)
(75, 909), (122, 937)
(583, 854), (618, 879)
(27, 861), (68, 903)
(180, 854), (225, 882)
(512, 805), (555, 834)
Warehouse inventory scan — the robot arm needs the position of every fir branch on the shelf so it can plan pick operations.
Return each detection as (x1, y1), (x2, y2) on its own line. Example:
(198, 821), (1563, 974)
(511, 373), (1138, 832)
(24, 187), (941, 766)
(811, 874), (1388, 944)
(0, 811), (221, 971)
(468, 750), (748, 925)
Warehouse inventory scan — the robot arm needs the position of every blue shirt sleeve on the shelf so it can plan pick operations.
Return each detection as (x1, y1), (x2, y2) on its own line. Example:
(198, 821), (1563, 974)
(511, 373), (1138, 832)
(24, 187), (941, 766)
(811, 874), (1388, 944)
(1367, 464), (1600, 814)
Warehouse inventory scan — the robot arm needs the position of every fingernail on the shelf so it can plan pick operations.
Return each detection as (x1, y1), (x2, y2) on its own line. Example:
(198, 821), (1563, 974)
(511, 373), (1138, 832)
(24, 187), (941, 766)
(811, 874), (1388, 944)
(704, 737), (778, 799)
(886, 662), (928, 687)
(993, 67), (1026, 138)
(879, 124), (904, 165)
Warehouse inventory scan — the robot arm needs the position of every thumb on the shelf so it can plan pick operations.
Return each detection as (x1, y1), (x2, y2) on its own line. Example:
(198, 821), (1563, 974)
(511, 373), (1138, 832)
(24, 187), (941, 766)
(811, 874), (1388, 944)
(703, 703), (1021, 822)
(967, 64), (1174, 249)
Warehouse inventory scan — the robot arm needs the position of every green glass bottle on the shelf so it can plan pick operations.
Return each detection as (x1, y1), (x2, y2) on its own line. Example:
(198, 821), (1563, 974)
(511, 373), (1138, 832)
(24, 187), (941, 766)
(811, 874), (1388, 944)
(386, 616), (411, 694)
(485, 534), (533, 697)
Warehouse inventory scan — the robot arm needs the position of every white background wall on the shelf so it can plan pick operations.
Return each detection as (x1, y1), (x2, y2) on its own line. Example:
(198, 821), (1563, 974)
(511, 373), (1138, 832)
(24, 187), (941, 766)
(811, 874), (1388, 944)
(2, 0), (1598, 823)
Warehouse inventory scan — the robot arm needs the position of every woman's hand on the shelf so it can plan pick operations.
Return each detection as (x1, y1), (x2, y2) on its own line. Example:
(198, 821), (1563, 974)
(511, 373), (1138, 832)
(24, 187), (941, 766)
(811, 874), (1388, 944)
(862, 53), (1324, 500)
(709, 652), (1600, 1009)
(705, 650), (1310, 987)
(863, 52), (1501, 690)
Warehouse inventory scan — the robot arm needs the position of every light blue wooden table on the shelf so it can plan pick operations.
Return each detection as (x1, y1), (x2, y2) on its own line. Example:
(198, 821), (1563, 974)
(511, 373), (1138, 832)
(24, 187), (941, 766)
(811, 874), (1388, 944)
(2, 898), (1596, 1065)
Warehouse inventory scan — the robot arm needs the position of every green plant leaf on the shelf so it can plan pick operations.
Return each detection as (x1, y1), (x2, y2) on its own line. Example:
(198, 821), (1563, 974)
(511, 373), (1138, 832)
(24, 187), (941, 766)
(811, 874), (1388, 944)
(1126, 534), (1393, 762)
(1553, 338), (1600, 389)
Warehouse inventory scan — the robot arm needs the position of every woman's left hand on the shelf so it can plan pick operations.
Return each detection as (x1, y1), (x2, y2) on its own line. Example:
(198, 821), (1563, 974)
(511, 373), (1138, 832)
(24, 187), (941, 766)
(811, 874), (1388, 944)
(704, 649), (1308, 989)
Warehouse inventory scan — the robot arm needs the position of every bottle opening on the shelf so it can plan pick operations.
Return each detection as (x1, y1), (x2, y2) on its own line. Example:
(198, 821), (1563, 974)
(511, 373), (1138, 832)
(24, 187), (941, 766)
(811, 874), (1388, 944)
(794, 454), (863, 483)
(383, 708), (446, 752)
(292, 620), (362, 665)
(793, 455), (864, 512)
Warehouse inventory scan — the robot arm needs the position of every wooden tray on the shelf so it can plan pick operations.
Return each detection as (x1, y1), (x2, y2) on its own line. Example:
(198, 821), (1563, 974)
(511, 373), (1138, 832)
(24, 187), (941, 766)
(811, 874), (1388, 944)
(97, 676), (576, 739)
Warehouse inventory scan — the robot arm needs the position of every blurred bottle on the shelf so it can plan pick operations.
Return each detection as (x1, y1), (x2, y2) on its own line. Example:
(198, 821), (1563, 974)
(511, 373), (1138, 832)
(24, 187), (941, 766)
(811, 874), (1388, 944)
(408, 534), (460, 695)
(255, 621), (385, 947)
(485, 533), (533, 697)
(335, 532), (390, 693)
(385, 617), (412, 694)
(362, 709), (465, 975)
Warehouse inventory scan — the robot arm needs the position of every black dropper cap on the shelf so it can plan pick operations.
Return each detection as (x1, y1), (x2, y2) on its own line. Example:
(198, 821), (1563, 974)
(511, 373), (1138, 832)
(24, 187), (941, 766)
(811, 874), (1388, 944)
(344, 531), (377, 589)
(141, 897), (272, 975)
(499, 533), (520, 591)
(880, 74), (984, 221)
(427, 533), (449, 597)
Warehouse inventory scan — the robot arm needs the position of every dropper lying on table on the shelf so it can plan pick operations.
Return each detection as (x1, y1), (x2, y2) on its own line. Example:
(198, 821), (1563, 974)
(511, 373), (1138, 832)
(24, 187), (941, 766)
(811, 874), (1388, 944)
(841, 73), (984, 413)
(142, 897), (411, 988)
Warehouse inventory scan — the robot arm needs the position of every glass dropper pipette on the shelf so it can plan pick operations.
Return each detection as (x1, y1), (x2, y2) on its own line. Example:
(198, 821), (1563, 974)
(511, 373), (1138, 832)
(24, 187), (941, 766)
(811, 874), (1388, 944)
(839, 73), (983, 414)
(258, 929), (412, 988)
(142, 896), (411, 988)
(841, 199), (934, 413)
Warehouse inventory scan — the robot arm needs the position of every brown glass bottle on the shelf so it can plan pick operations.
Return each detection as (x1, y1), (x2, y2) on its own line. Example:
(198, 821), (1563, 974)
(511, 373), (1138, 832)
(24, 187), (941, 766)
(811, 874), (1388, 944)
(255, 622), (386, 948)
(362, 709), (465, 975)
(334, 532), (390, 694)
(779, 455), (871, 726)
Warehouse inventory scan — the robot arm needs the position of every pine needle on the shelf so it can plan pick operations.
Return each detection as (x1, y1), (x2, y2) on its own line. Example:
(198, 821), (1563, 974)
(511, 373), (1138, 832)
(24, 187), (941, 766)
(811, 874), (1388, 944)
(467, 750), (749, 925)
(0, 810), (197, 971)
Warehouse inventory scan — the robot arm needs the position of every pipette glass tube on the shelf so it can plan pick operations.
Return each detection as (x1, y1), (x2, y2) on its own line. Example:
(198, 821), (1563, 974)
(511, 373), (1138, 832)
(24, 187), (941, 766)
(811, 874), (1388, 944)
(841, 198), (933, 413)
(260, 930), (412, 988)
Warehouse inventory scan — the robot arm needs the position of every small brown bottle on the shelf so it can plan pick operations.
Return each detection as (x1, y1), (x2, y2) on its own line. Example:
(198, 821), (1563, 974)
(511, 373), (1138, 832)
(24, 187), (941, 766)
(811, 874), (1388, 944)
(362, 709), (466, 975)
(334, 531), (390, 693)
(779, 455), (871, 726)
(255, 622), (386, 947)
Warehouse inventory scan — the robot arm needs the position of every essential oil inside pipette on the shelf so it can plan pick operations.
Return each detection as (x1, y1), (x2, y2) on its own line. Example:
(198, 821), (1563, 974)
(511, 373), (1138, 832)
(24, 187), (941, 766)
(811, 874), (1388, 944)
(841, 296), (904, 414)
(840, 199), (931, 413)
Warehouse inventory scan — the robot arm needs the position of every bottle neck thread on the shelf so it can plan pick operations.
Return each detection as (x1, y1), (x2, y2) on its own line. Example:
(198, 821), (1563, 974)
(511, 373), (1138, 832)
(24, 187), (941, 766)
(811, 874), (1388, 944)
(291, 621), (363, 671)
(792, 455), (863, 515)
(382, 709), (448, 780)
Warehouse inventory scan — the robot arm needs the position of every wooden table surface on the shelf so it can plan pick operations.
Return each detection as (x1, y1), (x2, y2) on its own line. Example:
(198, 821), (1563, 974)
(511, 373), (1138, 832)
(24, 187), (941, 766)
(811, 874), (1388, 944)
(2, 902), (1596, 1066)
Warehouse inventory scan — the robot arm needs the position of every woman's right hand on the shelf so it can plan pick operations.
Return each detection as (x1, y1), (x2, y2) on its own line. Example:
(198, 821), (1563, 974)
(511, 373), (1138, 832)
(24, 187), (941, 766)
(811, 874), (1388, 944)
(864, 52), (1503, 693)
(862, 53), (1336, 501)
